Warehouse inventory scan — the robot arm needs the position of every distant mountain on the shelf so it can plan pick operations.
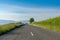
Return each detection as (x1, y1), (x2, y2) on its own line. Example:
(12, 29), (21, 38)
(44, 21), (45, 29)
(20, 20), (29, 24)
(0, 20), (15, 25)
(0, 20), (29, 25)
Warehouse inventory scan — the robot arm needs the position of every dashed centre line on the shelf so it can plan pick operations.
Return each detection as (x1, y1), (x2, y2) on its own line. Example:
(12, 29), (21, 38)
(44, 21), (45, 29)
(30, 32), (34, 36)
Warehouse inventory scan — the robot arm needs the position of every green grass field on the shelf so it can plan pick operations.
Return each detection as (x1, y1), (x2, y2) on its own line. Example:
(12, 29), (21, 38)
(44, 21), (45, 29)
(0, 22), (23, 35)
(32, 16), (60, 32)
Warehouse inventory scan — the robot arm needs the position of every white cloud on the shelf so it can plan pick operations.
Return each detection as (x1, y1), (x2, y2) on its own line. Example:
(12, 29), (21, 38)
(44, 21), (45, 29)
(0, 4), (60, 21)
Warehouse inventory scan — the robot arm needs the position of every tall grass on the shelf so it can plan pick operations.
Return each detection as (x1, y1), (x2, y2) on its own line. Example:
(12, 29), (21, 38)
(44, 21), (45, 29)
(0, 22), (23, 35)
(32, 16), (60, 32)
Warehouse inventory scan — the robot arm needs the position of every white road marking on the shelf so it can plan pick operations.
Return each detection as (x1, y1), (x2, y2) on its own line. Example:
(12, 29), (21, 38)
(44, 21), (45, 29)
(30, 32), (34, 36)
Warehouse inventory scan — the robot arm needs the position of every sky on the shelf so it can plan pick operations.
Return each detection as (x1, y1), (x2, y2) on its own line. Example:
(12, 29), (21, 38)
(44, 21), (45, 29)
(0, 0), (60, 21)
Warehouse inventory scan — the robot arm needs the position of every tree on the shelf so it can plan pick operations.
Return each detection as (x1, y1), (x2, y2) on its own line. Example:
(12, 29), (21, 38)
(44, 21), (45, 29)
(29, 18), (34, 23)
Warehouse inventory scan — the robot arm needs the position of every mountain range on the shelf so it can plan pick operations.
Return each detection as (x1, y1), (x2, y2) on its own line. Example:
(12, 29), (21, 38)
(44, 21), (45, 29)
(0, 20), (29, 25)
(0, 20), (15, 25)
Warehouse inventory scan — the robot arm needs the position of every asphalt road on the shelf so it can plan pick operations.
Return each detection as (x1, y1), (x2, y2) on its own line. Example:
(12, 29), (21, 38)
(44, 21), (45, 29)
(0, 24), (60, 40)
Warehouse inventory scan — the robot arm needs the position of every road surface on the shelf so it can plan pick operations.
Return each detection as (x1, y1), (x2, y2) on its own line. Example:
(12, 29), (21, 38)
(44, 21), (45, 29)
(0, 24), (60, 40)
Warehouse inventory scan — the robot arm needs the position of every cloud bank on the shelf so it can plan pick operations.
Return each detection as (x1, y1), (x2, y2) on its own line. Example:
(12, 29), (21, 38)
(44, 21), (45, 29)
(0, 4), (60, 21)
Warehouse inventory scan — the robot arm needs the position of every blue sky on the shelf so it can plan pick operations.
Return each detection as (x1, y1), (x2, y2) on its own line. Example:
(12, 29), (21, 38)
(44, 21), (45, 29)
(0, 0), (60, 21)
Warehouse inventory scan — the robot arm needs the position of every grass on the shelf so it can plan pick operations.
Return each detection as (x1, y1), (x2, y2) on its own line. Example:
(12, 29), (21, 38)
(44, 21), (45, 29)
(0, 22), (23, 35)
(32, 16), (60, 32)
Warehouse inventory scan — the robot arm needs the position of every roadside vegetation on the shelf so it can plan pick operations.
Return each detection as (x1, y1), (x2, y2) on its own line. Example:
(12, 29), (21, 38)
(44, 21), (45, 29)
(32, 16), (60, 32)
(29, 18), (34, 23)
(0, 22), (23, 35)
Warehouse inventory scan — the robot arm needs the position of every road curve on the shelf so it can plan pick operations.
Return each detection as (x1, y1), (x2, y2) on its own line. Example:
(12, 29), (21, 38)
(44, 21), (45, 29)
(0, 24), (60, 40)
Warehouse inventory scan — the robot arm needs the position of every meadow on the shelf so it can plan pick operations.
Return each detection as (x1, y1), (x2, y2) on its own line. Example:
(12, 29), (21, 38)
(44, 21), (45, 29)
(0, 22), (23, 35)
(32, 16), (60, 32)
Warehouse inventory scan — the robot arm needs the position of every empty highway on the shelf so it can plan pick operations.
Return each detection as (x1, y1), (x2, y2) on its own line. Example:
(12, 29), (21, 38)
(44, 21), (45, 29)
(0, 24), (60, 40)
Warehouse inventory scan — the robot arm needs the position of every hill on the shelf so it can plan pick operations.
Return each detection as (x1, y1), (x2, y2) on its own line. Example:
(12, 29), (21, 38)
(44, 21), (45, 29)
(32, 16), (60, 32)
(0, 20), (15, 25)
